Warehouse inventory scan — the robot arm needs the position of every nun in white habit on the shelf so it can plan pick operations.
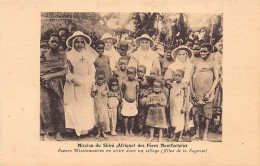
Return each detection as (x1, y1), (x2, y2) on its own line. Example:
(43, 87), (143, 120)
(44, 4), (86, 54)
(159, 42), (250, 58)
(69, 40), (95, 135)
(101, 33), (121, 71)
(128, 34), (161, 75)
(64, 31), (98, 136)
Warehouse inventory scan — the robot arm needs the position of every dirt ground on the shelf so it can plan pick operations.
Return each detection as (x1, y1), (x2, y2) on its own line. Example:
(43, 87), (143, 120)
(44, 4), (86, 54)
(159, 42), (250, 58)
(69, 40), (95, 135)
(41, 128), (222, 142)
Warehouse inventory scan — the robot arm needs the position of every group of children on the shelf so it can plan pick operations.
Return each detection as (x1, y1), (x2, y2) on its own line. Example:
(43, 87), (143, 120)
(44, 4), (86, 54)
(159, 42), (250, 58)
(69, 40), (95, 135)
(90, 40), (193, 142)
(41, 29), (222, 142)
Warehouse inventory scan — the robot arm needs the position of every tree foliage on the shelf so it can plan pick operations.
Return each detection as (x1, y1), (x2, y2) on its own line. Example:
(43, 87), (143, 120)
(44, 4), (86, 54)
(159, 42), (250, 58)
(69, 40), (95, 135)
(41, 12), (112, 41)
(132, 13), (158, 38)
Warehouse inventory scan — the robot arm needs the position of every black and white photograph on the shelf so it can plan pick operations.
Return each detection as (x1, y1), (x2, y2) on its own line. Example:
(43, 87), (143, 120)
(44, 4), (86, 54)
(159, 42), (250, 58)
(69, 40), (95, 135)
(40, 12), (223, 142)
(1, 0), (260, 165)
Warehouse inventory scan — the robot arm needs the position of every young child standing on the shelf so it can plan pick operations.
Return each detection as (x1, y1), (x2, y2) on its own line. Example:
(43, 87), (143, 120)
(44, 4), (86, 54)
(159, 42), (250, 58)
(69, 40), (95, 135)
(113, 56), (129, 87)
(94, 40), (112, 83)
(146, 80), (168, 142)
(121, 67), (139, 136)
(107, 78), (121, 136)
(137, 65), (149, 135)
(169, 69), (188, 142)
(113, 56), (129, 133)
(91, 70), (110, 139)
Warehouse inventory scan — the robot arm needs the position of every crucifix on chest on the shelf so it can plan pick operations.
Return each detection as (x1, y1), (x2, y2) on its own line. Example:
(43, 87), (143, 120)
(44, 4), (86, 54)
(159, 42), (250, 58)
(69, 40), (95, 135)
(79, 56), (85, 62)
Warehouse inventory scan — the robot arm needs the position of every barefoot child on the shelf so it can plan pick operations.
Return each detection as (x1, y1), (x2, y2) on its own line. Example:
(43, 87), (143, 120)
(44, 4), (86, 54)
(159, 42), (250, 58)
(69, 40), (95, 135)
(169, 69), (188, 142)
(137, 65), (149, 135)
(107, 78), (121, 136)
(91, 70), (110, 139)
(146, 80), (168, 142)
(121, 67), (139, 136)
(113, 56), (129, 133)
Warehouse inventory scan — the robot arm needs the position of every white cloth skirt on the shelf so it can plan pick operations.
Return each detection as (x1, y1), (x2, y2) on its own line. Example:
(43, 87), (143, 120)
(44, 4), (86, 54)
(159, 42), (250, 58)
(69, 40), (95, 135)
(121, 99), (138, 117)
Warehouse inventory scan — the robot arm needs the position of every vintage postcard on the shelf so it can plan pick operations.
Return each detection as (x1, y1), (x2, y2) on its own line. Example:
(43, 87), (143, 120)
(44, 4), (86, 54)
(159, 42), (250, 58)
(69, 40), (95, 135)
(0, 0), (259, 165)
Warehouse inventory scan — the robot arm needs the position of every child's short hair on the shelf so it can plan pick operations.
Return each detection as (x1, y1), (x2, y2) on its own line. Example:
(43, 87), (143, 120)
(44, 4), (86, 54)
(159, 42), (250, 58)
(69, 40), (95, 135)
(175, 69), (185, 77)
(49, 32), (61, 42)
(118, 41), (129, 49)
(165, 78), (173, 84)
(153, 79), (163, 88)
(193, 42), (201, 50)
(185, 40), (194, 46)
(118, 56), (129, 62)
(108, 78), (119, 90)
(127, 66), (136, 73)
(95, 40), (105, 48)
(95, 70), (105, 78)
(137, 65), (146, 71)
(150, 67), (159, 75)
(201, 43), (212, 52)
